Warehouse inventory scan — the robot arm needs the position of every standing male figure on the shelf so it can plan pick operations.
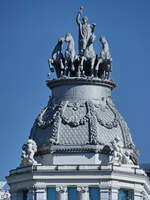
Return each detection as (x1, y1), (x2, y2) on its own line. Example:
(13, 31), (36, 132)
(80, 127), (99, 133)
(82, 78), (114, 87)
(76, 7), (96, 55)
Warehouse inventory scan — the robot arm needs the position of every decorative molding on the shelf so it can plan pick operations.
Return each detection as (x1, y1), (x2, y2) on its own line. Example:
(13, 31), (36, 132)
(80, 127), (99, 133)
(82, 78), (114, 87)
(35, 99), (118, 131)
(99, 180), (112, 188)
(46, 78), (116, 91)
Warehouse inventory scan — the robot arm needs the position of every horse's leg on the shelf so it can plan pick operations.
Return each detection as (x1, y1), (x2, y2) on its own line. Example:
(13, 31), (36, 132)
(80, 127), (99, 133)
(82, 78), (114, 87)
(78, 56), (85, 77)
(48, 59), (54, 72)
(64, 60), (68, 76)
(71, 58), (75, 72)
(108, 71), (110, 80)
(80, 56), (84, 69)
(91, 58), (95, 77)
(108, 64), (111, 80)
(60, 59), (64, 77)
(95, 58), (102, 77)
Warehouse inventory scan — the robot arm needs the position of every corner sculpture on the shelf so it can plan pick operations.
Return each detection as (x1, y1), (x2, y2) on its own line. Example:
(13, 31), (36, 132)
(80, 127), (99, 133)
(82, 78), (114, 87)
(20, 139), (38, 167)
(48, 7), (112, 79)
(109, 137), (133, 165)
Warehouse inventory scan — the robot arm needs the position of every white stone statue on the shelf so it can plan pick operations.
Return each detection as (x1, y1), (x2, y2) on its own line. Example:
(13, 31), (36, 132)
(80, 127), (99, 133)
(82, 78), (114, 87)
(48, 37), (65, 77)
(76, 6), (96, 55)
(95, 36), (112, 79)
(109, 136), (133, 165)
(20, 139), (37, 167)
(64, 33), (77, 74)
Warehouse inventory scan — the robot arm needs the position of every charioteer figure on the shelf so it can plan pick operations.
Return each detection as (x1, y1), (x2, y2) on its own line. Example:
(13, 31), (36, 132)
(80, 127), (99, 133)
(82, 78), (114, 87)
(76, 7), (96, 55)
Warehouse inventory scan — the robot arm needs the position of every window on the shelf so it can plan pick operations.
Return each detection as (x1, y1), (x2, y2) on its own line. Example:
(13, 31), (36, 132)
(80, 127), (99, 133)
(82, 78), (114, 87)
(23, 190), (28, 200)
(89, 187), (99, 200)
(47, 188), (56, 200)
(118, 189), (133, 200)
(68, 187), (77, 200)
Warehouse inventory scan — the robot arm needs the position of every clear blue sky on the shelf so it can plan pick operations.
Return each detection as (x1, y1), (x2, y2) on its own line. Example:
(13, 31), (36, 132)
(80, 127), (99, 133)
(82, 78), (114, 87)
(0, 0), (150, 182)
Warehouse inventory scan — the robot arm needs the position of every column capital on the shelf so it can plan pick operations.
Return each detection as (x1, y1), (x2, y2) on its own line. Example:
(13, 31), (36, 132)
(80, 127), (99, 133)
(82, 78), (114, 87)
(33, 184), (46, 190)
(56, 186), (67, 193)
(77, 186), (89, 192)
(99, 181), (112, 188)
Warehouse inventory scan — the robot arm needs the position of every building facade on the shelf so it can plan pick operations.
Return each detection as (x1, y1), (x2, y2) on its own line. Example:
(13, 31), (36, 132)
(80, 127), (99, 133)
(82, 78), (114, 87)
(6, 7), (150, 200)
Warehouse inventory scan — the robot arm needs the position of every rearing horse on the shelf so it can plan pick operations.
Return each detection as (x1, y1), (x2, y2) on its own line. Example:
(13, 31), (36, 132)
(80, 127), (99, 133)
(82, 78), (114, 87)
(64, 33), (77, 76)
(95, 36), (112, 79)
(48, 37), (65, 77)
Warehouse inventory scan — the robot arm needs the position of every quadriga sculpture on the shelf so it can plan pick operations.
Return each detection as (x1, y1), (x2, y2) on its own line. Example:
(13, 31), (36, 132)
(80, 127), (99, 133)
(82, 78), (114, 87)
(64, 33), (77, 76)
(48, 7), (113, 80)
(48, 37), (65, 78)
(95, 36), (112, 79)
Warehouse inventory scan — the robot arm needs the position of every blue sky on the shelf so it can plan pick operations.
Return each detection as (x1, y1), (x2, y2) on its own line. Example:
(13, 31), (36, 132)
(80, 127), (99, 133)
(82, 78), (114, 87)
(0, 0), (150, 182)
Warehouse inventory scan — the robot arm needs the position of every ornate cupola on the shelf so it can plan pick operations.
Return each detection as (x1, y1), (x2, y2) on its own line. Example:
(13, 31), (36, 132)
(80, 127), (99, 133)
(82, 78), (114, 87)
(6, 7), (150, 200)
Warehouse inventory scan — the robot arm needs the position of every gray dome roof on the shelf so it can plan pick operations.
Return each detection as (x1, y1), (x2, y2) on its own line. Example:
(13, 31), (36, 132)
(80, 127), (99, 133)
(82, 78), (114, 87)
(30, 78), (134, 154)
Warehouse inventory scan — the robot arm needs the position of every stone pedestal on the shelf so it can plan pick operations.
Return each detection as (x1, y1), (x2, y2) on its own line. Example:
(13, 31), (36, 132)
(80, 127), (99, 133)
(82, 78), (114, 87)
(77, 186), (89, 200)
(56, 186), (68, 200)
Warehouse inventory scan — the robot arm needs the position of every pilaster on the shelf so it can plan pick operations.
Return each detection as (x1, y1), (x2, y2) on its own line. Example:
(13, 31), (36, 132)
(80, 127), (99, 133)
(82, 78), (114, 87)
(10, 191), (17, 200)
(110, 188), (119, 200)
(28, 188), (36, 200)
(134, 190), (143, 200)
(35, 187), (47, 200)
(56, 186), (68, 200)
(99, 188), (110, 200)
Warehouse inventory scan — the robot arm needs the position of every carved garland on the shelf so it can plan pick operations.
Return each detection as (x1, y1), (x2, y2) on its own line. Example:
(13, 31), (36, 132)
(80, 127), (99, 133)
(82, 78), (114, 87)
(49, 102), (66, 144)
(86, 101), (98, 144)
(36, 100), (118, 130)
(95, 98), (118, 129)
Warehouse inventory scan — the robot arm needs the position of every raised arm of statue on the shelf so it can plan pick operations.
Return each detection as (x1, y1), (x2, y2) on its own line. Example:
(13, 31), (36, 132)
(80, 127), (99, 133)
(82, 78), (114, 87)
(76, 7), (83, 25)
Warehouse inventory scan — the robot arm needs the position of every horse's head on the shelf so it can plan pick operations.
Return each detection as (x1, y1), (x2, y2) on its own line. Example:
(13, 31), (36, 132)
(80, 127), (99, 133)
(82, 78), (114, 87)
(100, 36), (107, 45)
(88, 34), (96, 45)
(65, 33), (72, 43)
(58, 37), (65, 44)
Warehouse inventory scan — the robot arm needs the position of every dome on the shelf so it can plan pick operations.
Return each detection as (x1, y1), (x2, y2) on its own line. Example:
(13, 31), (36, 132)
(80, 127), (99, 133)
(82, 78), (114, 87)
(30, 78), (135, 158)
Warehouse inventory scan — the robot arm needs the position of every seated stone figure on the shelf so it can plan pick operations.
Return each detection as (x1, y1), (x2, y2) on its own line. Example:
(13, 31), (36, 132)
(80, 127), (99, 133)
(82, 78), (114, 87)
(20, 139), (37, 167)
